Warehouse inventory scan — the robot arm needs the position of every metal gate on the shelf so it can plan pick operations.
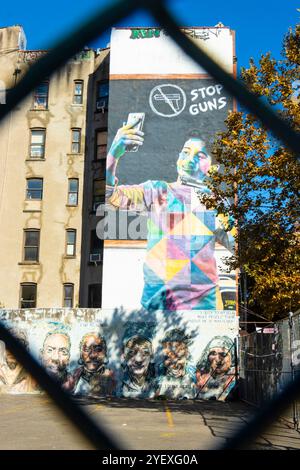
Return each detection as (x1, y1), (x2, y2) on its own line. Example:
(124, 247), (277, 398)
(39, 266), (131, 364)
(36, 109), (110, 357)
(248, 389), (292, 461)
(239, 312), (300, 431)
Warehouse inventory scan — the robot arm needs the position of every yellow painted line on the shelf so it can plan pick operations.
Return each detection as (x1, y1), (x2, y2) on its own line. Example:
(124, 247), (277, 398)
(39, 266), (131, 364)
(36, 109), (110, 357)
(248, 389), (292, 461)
(164, 404), (174, 428)
(89, 404), (104, 414)
(160, 432), (176, 438)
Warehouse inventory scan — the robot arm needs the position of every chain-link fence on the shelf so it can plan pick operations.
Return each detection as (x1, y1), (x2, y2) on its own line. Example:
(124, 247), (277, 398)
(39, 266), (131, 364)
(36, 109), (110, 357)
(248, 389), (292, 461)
(239, 311), (300, 431)
(0, 0), (300, 450)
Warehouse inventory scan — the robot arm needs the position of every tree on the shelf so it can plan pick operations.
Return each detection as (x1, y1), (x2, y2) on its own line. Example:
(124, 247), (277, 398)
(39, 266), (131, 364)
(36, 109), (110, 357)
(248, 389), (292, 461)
(202, 25), (300, 321)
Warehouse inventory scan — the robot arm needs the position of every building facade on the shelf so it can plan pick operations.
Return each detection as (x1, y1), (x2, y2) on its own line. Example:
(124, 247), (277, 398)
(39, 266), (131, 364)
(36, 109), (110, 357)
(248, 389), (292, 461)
(0, 25), (237, 312)
(0, 25), (108, 309)
(0, 26), (239, 402)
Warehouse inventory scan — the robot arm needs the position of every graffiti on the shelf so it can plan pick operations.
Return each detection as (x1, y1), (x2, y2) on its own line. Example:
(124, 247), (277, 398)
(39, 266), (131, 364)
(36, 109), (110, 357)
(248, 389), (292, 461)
(20, 50), (46, 63)
(65, 332), (115, 397)
(195, 336), (236, 401)
(0, 328), (38, 394)
(156, 329), (196, 399)
(19, 50), (91, 64)
(130, 28), (161, 39)
(106, 124), (235, 311)
(71, 50), (92, 61)
(0, 309), (237, 400)
(181, 28), (222, 41)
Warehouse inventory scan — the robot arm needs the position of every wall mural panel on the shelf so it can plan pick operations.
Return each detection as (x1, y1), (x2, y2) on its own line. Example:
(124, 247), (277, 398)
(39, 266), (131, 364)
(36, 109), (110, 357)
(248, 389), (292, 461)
(0, 309), (237, 401)
(101, 27), (237, 313)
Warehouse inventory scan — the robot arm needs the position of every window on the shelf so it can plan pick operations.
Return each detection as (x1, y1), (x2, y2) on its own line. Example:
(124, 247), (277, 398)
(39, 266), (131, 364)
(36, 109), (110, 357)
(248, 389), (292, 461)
(90, 229), (103, 255)
(71, 128), (81, 153)
(63, 283), (74, 308)
(20, 283), (37, 308)
(68, 179), (79, 205)
(30, 129), (45, 158)
(93, 179), (105, 211)
(88, 284), (102, 308)
(95, 130), (107, 160)
(73, 80), (83, 104)
(97, 159), (106, 180)
(66, 229), (76, 256)
(23, 229), (40, 262)
(26, 178), (43, 200)
(96, 81), (109, 112)
(33, 81), (49, 109)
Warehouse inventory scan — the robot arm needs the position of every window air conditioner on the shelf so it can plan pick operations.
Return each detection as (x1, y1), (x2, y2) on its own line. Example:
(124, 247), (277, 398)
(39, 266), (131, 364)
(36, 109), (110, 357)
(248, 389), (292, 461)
(96, 99), (106, 113)
(93, 201), (102, 212)
(89, 253), (101, 263)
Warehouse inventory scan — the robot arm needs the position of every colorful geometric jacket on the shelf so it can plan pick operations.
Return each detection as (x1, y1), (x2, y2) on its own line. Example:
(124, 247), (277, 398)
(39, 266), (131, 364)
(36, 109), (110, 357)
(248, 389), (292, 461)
(107, 180), (234, 311)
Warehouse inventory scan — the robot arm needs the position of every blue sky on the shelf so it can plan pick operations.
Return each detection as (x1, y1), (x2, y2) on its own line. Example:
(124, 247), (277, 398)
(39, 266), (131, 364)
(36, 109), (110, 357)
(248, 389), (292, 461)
(1, 0), (299, 71)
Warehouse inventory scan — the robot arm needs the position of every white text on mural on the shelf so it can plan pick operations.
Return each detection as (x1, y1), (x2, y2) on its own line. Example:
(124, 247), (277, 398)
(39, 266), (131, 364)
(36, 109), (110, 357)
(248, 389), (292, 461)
(189, 84), (227, 115)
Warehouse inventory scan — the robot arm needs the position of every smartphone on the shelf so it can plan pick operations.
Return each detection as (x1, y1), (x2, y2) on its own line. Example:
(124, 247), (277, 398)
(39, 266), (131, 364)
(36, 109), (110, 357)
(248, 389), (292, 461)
(126, 112), (145, 152)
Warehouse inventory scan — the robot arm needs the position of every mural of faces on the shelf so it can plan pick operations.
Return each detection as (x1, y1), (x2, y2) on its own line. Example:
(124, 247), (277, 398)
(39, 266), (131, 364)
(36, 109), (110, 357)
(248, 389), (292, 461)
(0, 329), (28, 371)
(123, 336), (153, 379)
(0, 329), (38, 393)
(80, 333), (107, 372)
(161, 329), (191, 379)
(196, 336), (236, 401)
(155, 329), (196, 399)
(66, 332), (115, 398)
(41, 332), (71, 382)
(4, 332), (28, 371)
(207, 347), (232, 375)
(162, 340), (189, 378)
(0, 319), (237, 401)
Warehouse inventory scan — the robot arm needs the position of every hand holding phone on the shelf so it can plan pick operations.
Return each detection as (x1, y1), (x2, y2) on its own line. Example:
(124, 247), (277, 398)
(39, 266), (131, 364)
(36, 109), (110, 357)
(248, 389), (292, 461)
(125, 113), (145, 152)
(109, 114), (145, 160)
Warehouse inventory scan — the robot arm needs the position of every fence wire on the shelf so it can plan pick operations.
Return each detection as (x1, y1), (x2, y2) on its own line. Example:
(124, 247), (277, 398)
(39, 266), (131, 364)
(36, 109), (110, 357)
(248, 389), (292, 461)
(239, 313), (300, 431)
(0, 0), (300, 450)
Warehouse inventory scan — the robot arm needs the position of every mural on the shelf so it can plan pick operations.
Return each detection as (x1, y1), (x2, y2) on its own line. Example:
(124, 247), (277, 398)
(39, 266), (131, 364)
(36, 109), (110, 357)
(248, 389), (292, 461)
(64, 332), (115, 397)
(156, 328), (196, 399)
(101, 28), (237, 312)
(0, 309), (237, 400)
(121, 323), (157, 398)
(105, 125), (235, 311)
(0, 328), (38, 394)
(195, 336), (236, 401)
(40, 330), (71, 386)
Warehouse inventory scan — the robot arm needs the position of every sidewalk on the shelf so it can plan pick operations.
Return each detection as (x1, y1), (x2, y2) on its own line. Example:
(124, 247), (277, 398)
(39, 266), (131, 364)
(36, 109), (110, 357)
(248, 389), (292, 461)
(0, 395), (299, 450)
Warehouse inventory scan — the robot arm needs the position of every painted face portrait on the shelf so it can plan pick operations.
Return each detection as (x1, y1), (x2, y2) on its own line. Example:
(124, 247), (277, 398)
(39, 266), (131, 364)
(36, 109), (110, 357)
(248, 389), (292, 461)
(80, 334), (106, 372)
(124, 337), (152, 378)
(208, 347), (232, 375)
(2, 331), (28, 371)
(162, 340), (188, 378)
(41, 333), (70, 380)
(176, 138), (211, 182)
(5, 349), (19, 370)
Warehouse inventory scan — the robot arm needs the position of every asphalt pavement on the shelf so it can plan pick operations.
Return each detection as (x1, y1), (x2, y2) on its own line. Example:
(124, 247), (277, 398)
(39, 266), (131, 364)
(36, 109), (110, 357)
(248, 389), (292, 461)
(0, 395), (300, 450)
